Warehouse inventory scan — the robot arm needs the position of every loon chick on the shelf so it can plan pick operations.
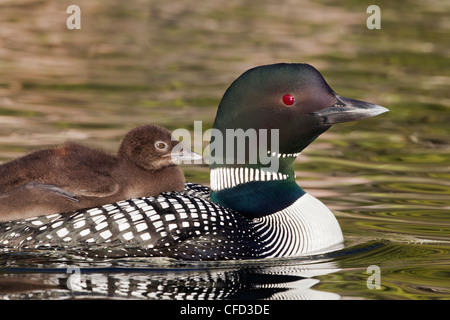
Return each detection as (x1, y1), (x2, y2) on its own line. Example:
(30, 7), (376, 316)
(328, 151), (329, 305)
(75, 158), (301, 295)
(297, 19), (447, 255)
(0, 124), (199, 222)
(0, 63), (388, 260)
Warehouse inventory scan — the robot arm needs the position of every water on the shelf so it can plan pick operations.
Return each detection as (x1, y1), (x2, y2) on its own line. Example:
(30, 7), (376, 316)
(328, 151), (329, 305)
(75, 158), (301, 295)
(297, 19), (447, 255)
(0, 0), (448, 300)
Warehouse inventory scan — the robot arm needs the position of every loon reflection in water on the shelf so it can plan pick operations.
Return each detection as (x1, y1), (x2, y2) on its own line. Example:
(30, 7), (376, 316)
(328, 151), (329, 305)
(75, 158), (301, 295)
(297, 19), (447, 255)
(0, 241), (387, 299)
(0, 257), (341, 300)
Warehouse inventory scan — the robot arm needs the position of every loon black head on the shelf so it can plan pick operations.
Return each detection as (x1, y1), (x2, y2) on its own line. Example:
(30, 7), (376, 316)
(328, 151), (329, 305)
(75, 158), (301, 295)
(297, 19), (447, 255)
(210, 63), (388, 217)
(212, 63), (388, 158)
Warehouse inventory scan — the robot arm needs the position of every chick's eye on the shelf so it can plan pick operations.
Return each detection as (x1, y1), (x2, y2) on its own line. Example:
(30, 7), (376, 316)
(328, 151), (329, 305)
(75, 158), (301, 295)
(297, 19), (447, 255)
(154, 141), (167, 150)
(282, 94), (296, 106)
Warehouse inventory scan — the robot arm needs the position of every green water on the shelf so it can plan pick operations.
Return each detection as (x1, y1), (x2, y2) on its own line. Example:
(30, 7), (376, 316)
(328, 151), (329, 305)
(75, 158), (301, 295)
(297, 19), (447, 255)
(0, 0), (448, 300)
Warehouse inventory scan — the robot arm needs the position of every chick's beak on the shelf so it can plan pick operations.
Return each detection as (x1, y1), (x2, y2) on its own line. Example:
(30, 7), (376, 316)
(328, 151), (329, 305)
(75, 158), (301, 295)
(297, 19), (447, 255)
(169, 148), (203, 164)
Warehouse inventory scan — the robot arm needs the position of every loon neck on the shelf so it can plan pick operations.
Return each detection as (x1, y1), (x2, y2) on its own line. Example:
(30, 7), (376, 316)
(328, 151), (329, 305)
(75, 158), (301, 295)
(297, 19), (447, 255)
(210, 156), (305, 218)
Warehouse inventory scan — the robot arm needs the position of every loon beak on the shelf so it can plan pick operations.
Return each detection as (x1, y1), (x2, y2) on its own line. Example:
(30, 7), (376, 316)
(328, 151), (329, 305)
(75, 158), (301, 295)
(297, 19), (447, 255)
(169, 149), (203, 164)
(310, 95), (389, 125)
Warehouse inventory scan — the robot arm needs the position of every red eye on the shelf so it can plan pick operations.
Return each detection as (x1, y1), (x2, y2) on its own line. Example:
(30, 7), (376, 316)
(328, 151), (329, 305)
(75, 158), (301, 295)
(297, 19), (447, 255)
(282, 94), (296, 106)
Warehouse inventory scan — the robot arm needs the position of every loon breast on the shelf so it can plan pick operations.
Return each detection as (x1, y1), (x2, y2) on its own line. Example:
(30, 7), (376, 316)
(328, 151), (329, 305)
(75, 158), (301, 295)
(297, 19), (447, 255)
(252, 193), (344, 257)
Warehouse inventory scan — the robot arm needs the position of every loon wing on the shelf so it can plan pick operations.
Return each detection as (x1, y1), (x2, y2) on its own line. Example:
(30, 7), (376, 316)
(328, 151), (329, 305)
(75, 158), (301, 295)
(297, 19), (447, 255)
(0, 183), (259, 260)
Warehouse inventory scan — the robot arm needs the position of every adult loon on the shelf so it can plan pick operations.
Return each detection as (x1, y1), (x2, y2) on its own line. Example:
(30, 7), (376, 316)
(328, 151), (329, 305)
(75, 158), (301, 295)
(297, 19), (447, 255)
(0, 63), (388, 260)
(0, 125), (200, 222)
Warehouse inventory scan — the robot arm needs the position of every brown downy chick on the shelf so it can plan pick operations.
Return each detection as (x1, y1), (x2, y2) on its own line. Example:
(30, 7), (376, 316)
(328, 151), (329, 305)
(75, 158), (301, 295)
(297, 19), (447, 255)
(0, 124), (200, 221)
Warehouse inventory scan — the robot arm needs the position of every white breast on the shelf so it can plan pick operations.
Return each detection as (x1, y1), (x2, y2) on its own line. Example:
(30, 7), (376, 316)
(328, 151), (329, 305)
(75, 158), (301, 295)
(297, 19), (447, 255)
(252, 193), (344, 257)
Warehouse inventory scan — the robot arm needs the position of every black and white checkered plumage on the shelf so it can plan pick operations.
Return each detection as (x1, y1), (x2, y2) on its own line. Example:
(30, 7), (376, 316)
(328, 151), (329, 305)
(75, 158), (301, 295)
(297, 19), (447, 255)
(0, 183), (266, 260)
(0, 182), (344, 260)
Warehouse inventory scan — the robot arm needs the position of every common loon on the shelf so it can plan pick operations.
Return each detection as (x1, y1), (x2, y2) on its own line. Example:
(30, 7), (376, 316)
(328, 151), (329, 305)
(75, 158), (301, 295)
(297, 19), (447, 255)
(0, 63), (388, 260)
(0, 124), (199, 222)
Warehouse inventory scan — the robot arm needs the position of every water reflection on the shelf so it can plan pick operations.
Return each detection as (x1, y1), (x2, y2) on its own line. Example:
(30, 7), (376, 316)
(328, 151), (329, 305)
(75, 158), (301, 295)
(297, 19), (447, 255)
(1, 238), (449, 299)
(0, 253), (342, 300)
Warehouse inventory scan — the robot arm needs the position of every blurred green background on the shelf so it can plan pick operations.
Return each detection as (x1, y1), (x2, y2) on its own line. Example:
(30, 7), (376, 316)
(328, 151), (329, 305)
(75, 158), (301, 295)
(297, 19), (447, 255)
(0, 0), (448, 299)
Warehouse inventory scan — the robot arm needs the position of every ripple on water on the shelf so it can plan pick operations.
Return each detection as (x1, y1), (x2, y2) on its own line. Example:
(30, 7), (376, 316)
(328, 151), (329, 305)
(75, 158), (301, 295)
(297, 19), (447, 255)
(315, 241), (450, 299)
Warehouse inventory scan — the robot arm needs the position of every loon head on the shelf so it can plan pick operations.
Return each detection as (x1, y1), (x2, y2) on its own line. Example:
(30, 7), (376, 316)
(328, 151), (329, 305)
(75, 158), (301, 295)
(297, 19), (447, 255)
(212, 63), (388, 159)
(209, 63), (388, 217)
